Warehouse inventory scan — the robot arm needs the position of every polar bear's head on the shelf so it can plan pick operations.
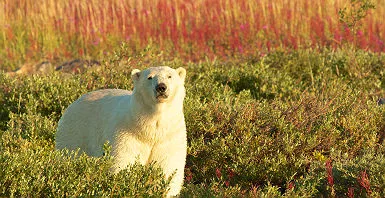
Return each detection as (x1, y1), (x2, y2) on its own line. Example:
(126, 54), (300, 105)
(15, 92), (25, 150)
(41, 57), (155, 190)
(131, 66), (186, 106)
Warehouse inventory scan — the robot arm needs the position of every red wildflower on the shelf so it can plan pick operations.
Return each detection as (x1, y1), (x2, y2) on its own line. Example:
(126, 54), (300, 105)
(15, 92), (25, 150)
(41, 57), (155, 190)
(215, 168), (222, 179)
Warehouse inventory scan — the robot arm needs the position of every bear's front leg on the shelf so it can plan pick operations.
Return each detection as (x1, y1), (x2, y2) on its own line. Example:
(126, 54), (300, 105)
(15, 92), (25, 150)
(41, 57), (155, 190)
(111, 133), (152, 173)
(150, 136), (187, 197)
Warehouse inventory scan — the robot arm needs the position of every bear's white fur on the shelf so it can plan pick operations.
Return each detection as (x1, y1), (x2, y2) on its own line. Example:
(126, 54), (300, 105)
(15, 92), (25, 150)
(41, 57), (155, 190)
(55, 66), (187, 196)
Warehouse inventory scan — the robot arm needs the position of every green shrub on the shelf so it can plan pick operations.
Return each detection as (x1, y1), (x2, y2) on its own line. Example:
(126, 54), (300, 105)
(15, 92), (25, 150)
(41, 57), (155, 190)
(0, 149), (169, 197)
(1, 48), (385, 196)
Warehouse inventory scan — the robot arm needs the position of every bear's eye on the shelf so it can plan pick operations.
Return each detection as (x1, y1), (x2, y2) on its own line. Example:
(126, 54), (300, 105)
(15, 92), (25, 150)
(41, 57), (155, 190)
(168, 75), (172, 79)
(148, 76), (153, 80)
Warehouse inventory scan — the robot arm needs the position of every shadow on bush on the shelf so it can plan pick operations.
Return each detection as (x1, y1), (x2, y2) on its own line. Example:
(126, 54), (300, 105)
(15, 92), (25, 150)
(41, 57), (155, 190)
(214, 73), (275, 100)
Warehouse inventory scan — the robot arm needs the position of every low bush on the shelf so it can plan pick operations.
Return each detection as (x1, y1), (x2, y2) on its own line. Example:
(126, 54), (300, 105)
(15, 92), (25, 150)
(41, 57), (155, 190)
(1, 48), (385, 196)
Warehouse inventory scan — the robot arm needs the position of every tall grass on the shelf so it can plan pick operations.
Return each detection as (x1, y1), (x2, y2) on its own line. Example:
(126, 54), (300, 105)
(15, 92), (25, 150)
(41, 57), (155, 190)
(1, 0), (384, 70)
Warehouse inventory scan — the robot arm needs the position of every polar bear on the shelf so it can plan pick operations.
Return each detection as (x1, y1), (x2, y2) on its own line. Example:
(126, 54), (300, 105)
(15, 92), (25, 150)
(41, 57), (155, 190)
(55, 66), (187, 196)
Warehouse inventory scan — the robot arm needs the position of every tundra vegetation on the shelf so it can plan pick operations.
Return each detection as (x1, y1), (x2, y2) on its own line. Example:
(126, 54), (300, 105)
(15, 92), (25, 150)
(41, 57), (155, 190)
(1, 0), (385, 197)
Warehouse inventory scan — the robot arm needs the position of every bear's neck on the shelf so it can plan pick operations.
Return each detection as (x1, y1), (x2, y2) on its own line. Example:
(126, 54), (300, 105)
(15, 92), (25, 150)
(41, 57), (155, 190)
(128, 92), (185, 142)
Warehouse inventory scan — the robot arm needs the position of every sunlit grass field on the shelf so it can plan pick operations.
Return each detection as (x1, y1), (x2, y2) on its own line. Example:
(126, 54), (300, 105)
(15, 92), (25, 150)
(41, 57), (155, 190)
(1, 0), (385, 197)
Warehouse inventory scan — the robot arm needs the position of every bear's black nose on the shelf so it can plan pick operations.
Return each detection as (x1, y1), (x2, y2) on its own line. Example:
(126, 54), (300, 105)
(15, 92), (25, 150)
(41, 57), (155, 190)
(156, 83), (167, 93)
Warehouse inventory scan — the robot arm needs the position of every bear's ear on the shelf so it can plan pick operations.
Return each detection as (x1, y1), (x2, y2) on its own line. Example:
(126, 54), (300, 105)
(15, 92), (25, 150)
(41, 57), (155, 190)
(176, 67), (186, 81)
(131, 69), (141, 82)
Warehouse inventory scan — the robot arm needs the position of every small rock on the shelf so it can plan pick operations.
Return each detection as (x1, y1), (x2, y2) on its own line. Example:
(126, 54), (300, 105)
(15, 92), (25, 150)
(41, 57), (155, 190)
(55, 59), (100, 74)
(377, 98), (385, 106)
(6, 61), (53, 76)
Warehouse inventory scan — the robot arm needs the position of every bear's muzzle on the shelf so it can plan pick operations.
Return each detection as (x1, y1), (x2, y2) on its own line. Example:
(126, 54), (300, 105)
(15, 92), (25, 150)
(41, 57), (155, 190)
(155, 83), (169, 103)
(156, 83), (167, 93)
